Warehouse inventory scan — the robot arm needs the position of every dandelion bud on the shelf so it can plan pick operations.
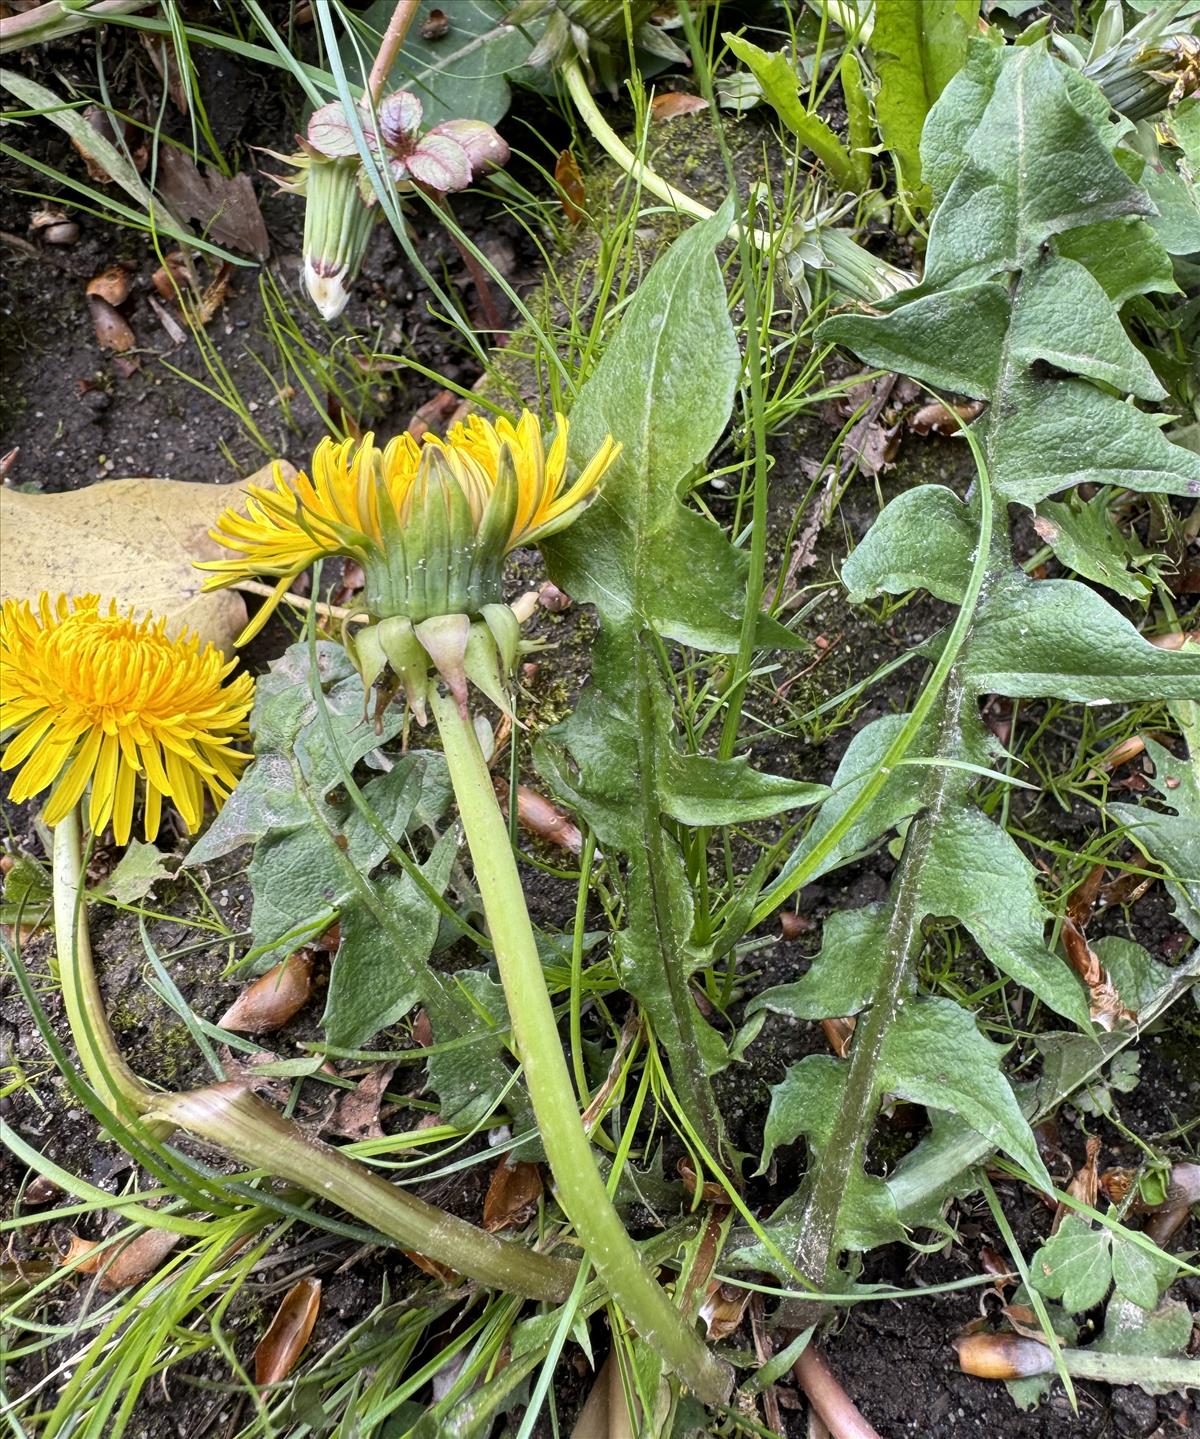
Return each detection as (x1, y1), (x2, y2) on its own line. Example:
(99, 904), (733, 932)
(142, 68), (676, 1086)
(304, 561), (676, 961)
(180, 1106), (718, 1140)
(302, 156), (378, 322)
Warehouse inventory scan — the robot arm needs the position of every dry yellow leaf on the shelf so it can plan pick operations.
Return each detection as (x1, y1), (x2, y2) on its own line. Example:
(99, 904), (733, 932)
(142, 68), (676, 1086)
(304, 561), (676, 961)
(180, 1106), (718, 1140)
(0, 463), (294, 654)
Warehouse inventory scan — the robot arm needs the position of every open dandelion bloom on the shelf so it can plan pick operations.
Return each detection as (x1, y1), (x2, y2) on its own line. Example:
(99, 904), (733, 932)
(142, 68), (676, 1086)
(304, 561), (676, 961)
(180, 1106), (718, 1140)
(1, 595), (254, 844)
(199, 411), (619, 640)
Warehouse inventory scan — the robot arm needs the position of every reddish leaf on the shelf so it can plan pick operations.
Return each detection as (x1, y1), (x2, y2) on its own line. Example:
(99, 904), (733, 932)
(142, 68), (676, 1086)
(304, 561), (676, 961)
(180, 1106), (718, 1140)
(255, 1277), (321, 1386)
(378, 91), (423, 147)
(306, 102), (367, 158)
(483, 1158), (543, 1232)
(405, 133), (472, 192)
(88, 296), (135, 353)
(430, 119), (509, 177)
(554, 150), (585, 224)
(650, 92), (707, 121)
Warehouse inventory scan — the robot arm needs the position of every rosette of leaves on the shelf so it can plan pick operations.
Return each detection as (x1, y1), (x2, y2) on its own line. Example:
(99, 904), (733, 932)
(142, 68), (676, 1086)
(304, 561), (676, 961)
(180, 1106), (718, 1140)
(305, 91), (509, 194)
(280, 90), (508, 319)
(741, 39), (1200, 1288)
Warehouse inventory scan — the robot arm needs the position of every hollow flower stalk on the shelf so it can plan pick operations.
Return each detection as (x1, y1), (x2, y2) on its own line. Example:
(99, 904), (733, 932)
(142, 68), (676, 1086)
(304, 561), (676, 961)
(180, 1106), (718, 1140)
(0, 594), (253, 843)
(199, 413), (619, 718)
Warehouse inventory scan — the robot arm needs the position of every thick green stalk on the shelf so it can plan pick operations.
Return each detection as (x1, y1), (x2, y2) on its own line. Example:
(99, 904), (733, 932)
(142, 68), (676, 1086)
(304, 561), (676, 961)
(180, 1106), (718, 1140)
(147, 1084), (576, 1302)
(50, 807), (576, 1303)
(430, 688), (733, 1405)
(53, 807), (155, 1125)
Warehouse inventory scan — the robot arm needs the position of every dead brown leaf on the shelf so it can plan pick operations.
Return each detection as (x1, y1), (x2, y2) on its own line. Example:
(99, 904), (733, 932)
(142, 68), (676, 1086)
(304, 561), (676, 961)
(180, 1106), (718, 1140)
(907, 399), (985, 435)
(1052, 1135), (1102, 1234)
(554, 150), (585, 225)
(820, 1016), (856, 1058)
(1061, 917), (1135, 1031)
(406, 388), (462, 440)
(492, 779), (583, 854)
(0, 463), (293, 653)
(152, 250), (194, 301)
(60, 1234), (102, 1272)
(699, 1279), (750, 1340)
(403, 1249), (458, 1284)
(72, 106), (147, 183)
(86, 263), (134, 306)
(97, 1228), (181, 1291)
(141, 31), (190, 113)
(219, 952), (313, 1034)
(650, 92), (707, 121)
(482, 1158), (543, 1233)
(88, 295), (135, 353)
(157, 147), (269, 258)
(186, 261), (234, 327)
(255, 1277), (321, 1386)
(676, 1158), (729, 1207)
(326, 1062), (398, 1142)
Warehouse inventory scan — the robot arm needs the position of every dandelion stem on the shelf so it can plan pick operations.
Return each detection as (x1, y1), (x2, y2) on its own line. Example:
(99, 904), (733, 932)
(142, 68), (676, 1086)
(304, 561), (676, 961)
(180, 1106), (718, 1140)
(49, 808), (576, 1302)
(52, 806), (155, 1125)
(562, 59), (772, 248)
(430, 687), (733, 1405)
(366, 0), (421, 104)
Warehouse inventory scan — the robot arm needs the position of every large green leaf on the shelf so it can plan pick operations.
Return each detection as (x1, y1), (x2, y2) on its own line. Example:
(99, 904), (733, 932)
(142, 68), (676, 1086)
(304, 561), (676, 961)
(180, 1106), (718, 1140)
(543, 210), (814, 1148)
(758, 1054), (903, 1252)
(870, 0), (979, 206)
(1034, 493), (1156, 603)
(760, 997), (1050, 1206)
(924, 46), (1147, 287)
(966, 578), (1200, 701)
(989, 374), (1200, 506)
(778, 39), (1198, 1286)
(547, 201), (786, 655)
(748, 906), (889, 1023)
(879, 998), (1049, 1186)
(357, 0), (535, 126)
(917, 807), (1091, 1027)
(841, 485), (976, 604)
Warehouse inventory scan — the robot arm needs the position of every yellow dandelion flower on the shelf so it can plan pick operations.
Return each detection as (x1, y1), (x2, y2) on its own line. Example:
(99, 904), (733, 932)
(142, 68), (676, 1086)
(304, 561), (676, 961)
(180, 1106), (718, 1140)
(198, 412), (619, 640)
(1, 595), (254, 844)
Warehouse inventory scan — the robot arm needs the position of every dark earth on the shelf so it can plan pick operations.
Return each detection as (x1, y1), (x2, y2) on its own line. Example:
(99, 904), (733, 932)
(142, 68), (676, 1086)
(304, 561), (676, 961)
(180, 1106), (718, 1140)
(2, 5), (1197, 1437)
